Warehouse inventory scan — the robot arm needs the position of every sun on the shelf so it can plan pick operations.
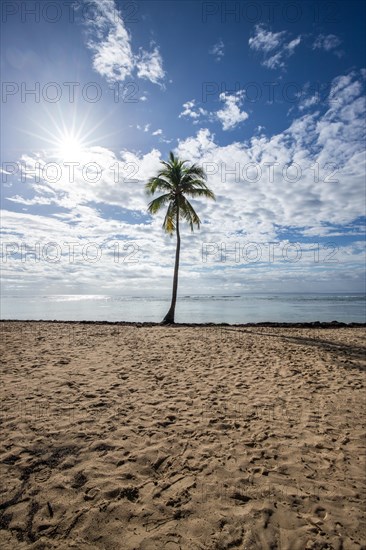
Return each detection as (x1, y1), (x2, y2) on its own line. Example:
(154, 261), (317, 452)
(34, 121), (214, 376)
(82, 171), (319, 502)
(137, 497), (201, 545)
(55, 132), (85, 162)
(23, 108), (118, 164)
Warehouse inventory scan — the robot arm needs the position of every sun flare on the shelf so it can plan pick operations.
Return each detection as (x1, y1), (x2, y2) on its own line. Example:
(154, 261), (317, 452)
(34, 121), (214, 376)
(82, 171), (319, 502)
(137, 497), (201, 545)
(56, 132), (85, 162)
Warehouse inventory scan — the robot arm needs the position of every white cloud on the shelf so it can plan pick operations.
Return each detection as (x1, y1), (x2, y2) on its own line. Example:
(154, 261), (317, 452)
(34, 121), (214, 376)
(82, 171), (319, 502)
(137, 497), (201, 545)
(89, 24), (134, 82)
(249, 24), (301, 69)
(176, 71), (365, 236)
(136, 46), (165, 86)
(287, 37), (301, 53)
(6, 195), (55, 206)
(175, 128), (216, 161)
(9, 147), (163, 213)
(216, 91), (249, 130)
(83, 0), (165, 85)
(179, 92), (248, 131)
(13, 72), (363, 236)
(313, 34), (342, 52)
(248, 26), (286, 53)
(298, 93), (320, 111)
(327, 74), (362, 107)
(209, 39), (224, 61)
(3, 72), (365, 295)
(179, 100), (208, 122)
(179, 100), (199, 119)
(262, 52), (283, 69)
(151, 128), (171, 142)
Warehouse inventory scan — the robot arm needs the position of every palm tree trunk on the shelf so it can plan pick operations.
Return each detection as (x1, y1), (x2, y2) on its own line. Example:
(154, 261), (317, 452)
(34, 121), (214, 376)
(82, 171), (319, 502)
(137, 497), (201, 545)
(162, 208), (180, 324)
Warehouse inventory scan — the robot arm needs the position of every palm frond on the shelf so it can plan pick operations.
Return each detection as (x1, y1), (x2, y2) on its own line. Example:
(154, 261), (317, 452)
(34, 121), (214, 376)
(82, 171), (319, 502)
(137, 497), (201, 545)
(145, 176), (173, 195)
(179, 196), (201, 231)
(147, 193), (171, 214)
(145, 152), (215, 234)
(163, 200), (177, 234)
(183, 164), (206, 180)
(183, 186), (216, 200)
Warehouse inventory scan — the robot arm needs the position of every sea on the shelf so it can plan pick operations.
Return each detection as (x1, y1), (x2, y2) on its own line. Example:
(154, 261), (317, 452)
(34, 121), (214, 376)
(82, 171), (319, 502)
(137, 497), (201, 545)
(1, 293), (365, 324)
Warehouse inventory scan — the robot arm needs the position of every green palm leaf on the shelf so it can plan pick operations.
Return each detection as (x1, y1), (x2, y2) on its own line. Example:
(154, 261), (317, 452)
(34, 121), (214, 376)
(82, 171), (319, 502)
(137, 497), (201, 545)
(147, 193), (171, 215)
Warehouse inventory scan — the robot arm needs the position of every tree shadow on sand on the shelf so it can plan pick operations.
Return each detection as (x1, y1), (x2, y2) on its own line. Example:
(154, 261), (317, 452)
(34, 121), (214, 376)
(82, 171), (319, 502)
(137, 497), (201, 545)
(223, 327), (366, 373)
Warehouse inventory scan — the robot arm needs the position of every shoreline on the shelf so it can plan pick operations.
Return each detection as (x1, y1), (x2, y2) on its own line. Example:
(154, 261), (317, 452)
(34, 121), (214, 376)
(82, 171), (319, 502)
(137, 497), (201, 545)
(1, 319), (365, 328)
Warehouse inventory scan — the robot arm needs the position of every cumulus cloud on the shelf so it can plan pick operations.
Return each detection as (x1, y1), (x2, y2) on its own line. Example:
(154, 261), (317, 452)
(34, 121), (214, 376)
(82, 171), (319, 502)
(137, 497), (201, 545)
(216, 91), (249, 130)
(176, 71), (365, 237)
(249, 24), (301, 69)
(3, 72), (365, 295)
(179, 100), (208, 122)
(136, 46), (165, 85)
(9, 72), (365, 236)
(83, 0), (165, 85)
(298, 93), (320, 111)
(10, 147), (163, 213)
(179, 92), (248, 130)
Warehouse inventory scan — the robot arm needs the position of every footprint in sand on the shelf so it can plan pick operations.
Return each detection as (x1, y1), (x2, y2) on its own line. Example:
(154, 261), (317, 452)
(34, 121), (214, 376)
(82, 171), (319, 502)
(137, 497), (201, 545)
(313, 505), (327, 520)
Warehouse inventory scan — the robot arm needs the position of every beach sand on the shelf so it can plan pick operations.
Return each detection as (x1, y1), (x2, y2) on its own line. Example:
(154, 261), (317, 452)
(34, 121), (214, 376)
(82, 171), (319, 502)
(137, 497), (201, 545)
(0, 321), (365, 549)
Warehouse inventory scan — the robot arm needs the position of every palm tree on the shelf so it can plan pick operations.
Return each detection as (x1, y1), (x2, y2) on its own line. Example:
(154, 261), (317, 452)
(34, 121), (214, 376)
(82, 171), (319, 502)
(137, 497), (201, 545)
(146, 151), (216, 324)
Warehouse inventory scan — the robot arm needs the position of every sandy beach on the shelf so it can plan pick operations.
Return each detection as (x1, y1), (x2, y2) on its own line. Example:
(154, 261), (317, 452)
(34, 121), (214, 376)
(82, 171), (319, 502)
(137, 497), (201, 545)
(0, 321), (365, 549)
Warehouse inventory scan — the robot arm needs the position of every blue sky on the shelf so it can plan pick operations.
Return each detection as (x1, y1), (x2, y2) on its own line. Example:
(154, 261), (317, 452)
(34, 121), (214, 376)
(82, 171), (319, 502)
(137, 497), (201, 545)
(1, 0), (365, 297)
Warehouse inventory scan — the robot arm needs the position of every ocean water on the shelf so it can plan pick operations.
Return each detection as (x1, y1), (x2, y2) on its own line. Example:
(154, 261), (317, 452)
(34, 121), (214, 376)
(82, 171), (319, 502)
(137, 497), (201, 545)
(1, 294), (365, 324)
